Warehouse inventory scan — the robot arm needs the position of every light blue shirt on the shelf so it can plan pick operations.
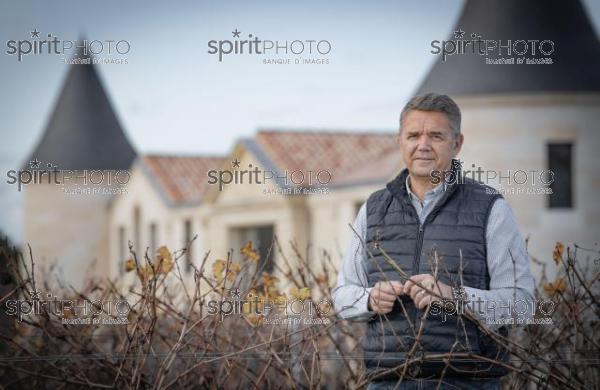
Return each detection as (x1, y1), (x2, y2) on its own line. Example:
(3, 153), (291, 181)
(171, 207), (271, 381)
(332, 175), (536, 328)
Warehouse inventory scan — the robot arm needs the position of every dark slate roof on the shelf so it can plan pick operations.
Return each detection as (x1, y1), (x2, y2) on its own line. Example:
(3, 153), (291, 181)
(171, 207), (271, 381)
(25, 48), (136, 170)
(416, 0), (600, 96)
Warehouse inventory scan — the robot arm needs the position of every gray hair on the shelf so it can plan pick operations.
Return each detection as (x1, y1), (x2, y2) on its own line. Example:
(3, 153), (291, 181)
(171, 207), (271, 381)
(399, 93), (461, 137)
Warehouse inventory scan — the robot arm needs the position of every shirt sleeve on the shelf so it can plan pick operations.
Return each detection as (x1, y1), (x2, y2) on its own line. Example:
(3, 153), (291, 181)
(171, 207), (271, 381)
(331, 201), (375, 321)
(462, 198), (536, 330)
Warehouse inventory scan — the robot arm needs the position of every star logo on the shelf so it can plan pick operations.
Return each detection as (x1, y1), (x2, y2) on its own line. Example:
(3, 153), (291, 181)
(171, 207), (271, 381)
(29, 159), (41, 169)
(31, 29), (40, 38)
(452, 286), (467, 300)
(229, 288), (241, 299)
(453, 28), (465, 39)
(232, 29), (241, 38)
(232, 159), (240, 168)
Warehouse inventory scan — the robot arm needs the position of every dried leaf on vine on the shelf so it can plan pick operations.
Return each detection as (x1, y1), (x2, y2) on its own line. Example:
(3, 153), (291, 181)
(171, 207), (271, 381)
(155, 246), (174, 274)
(213, 259), (226, 283)
(544, 278), (566, 295)
(290, 286), (311, 300)
(553, 242), (565, 265)
(125, 258), (136, 272)
(241, 241), (260, 262)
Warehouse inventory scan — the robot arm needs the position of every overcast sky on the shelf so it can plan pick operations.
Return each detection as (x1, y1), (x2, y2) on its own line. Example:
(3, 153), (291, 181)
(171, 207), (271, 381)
(1, 0), (600, 243)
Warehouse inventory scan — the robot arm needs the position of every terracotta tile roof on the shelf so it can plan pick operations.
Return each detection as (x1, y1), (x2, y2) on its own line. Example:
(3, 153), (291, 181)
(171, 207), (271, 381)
(142, 154), (224, 205)
(254, 130), (399, 186)
(334, 148), (404, 187)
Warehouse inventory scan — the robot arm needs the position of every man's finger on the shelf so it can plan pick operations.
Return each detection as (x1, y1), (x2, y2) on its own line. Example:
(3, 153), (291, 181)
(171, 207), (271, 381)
(376, 283), (403, 297)
(380, 282), (404, 295)
(378, 281), (404, 295)
(375, 287), (397, 296)
(370, 293), (391, 313)
(405, 280), (423, 297)
(410, 286), (424, 301)
(371, 294), (397, 312)
(374, 292), (399, 305)
(404, 277), (422, 295)
(377, 300), (394, 310)
(409, 274), (429, 282)
(371, 301), (392, 314)
(414, 290), (428, 307)
(417, 295), (432, 309)
(404, 274), (433, 295)
(388, 281), (404, 294)
(403, 279), (414, 295)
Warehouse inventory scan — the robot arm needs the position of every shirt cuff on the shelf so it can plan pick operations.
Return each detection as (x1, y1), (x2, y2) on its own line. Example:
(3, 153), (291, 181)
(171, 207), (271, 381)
(462, 286), (503, 331)
(363, 287), (373, 311)
(353, 287), (375, 321)
(340, 287), (375, 322)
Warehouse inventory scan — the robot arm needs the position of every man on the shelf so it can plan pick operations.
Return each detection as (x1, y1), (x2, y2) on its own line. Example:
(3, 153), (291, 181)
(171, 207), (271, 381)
(333, 93), (535, 389)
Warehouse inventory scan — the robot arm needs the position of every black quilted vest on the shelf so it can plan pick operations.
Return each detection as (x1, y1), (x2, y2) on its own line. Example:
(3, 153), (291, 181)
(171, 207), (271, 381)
(363, 165), (509, 381)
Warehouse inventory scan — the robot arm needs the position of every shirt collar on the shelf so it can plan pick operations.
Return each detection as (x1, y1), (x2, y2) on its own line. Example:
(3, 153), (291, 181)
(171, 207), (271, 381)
(405, 174), (447, 202)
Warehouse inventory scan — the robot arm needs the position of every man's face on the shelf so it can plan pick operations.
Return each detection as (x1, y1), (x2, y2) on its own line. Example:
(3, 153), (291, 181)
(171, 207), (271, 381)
(399, 109), (463, 179)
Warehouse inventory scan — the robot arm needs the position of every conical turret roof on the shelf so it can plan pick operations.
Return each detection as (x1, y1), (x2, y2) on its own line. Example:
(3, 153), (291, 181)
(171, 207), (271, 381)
(25, 45), (136, 170)
(416, 0), (600, 96)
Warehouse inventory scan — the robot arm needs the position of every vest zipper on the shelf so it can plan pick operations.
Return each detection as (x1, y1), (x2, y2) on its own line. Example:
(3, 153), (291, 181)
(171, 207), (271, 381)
(412, 223), (425, 275)
(411, 222), (425, 333)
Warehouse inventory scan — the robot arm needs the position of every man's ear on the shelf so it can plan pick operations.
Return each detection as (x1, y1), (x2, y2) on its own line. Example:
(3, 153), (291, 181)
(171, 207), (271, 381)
(453, 133), (464, 155)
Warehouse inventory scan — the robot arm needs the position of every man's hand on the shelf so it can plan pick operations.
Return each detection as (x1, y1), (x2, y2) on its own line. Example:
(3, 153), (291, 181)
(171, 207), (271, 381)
(404, 274), (452, 310)
(368, 281), (404, 314)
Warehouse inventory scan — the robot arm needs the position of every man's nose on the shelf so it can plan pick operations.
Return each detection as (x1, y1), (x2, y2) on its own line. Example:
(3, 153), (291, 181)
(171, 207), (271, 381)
(417, 135), (432, 150)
